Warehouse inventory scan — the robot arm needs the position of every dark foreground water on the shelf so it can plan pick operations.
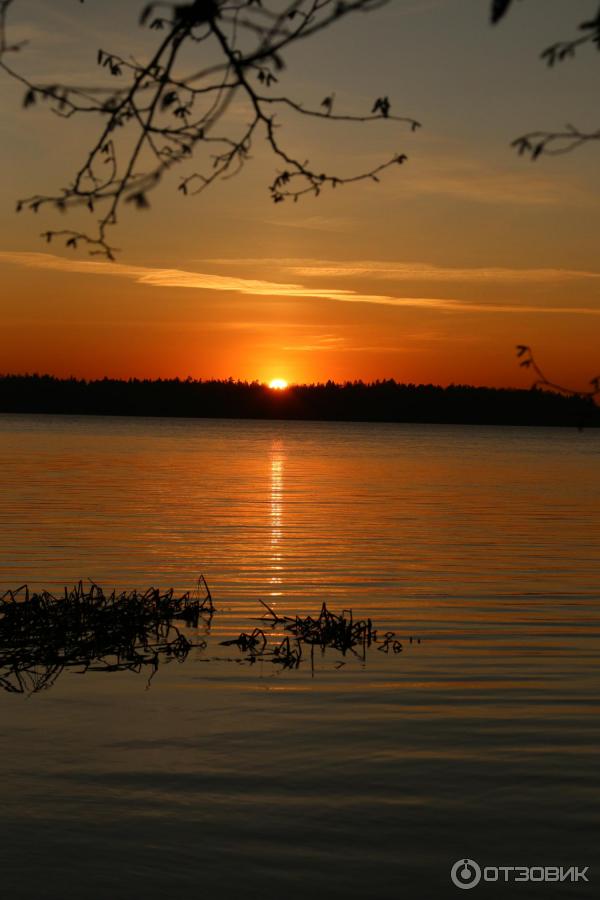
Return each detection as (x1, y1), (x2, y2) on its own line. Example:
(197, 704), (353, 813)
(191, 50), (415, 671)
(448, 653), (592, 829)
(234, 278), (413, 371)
(0, 414), (598, 899)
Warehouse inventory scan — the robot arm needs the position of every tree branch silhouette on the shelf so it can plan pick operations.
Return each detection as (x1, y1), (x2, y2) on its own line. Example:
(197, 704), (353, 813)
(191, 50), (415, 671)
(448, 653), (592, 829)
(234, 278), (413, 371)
(492, 0), (600, 159)
(516, 345), (600, 407)
(0, 0), (420, 258)
(491, 3), (600, 403)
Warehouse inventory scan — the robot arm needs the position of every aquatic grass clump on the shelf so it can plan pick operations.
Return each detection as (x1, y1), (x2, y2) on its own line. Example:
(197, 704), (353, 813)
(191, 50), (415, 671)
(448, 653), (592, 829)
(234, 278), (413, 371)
(1, 579), (419, 694)
(259, 599), (376, 657)
(219, 599), (412, 668)
(0, 577), (213, 694)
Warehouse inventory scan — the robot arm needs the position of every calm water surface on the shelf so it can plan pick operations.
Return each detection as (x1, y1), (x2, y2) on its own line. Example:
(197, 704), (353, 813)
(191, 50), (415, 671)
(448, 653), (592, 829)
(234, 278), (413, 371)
(0, 414), (598, 899)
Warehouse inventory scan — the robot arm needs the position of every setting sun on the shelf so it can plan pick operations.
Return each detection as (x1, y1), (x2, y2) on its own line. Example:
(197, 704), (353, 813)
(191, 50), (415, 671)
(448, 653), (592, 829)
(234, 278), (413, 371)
(268, 379), (288, 391)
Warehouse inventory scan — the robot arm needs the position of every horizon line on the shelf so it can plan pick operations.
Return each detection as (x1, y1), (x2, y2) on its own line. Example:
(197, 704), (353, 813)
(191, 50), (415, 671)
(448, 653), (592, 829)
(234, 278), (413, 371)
(0, 371), (576, 394)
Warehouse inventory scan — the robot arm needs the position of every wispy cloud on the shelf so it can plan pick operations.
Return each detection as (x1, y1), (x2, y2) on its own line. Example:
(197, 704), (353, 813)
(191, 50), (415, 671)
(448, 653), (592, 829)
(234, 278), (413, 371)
(204, 257), (600, 284)
(409, 171), (579, 208)
(400, 155), (590, 207)
(0, 250), (395, 303)
(282, 334), (347, 352)
(259, 215), (354, 233)
(2, 250), (600, 316)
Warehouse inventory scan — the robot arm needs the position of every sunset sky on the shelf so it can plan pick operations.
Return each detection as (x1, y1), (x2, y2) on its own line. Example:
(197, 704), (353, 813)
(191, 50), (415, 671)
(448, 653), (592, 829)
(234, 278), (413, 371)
(1, 0), (599, 387)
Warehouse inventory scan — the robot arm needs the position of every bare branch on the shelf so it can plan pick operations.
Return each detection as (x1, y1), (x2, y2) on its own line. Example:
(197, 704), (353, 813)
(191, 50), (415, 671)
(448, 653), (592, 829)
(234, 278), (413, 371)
(511, 126), (600, 160)
(491, 0), (600, 160)
(516, 345), (600, 407)
(0, 0), (419, 258)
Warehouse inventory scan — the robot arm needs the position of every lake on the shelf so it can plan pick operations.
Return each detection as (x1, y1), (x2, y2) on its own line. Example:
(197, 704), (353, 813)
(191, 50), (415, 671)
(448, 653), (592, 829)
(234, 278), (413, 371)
(0, 414), (598, 899)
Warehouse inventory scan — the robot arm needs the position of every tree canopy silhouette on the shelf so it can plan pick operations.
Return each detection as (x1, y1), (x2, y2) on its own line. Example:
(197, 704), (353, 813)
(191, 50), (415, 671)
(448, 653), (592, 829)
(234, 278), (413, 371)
(0, 0), (419, 258)
(1, 373), (598, 428)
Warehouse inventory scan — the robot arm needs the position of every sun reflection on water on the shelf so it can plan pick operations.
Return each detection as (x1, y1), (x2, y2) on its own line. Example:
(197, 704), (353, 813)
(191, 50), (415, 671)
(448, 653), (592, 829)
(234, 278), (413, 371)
(269, 440), (285, 597)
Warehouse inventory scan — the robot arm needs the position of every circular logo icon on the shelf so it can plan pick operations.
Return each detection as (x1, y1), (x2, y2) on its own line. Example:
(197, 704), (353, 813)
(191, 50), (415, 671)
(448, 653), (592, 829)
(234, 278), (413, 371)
(451, 859), (482, 890)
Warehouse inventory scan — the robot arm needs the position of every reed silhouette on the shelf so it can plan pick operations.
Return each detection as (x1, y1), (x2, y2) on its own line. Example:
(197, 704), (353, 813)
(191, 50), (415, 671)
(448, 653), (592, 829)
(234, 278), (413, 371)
(221, 598), (415, 670)
(0, 578), (213, 694)
(0, 579), (418, 693)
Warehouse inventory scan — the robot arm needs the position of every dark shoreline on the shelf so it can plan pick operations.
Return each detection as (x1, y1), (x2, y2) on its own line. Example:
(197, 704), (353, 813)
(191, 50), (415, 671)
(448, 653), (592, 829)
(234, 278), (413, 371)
(1, 374), (598, 428)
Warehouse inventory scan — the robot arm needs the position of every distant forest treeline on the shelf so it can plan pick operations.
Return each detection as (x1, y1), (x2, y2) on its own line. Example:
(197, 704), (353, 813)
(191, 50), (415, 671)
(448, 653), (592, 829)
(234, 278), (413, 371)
(0, 374), (598, 427)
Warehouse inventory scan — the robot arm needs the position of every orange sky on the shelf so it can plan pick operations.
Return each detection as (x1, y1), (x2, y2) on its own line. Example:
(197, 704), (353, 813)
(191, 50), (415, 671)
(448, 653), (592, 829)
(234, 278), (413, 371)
(1, 0), (599, 389)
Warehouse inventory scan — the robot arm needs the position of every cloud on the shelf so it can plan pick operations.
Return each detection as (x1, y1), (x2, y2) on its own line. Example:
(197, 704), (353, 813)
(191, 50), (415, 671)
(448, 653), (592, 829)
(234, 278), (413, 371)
(204, 257), (600, 284)
(282, 334), (347, 352)
(395, 152), (591, 207)
(2, 250), (600, 316)
(259, 215), (354, 233)
(284, 343), (420, 354)
(0, 250), (396, 303)
(406, 169), (581, 208)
